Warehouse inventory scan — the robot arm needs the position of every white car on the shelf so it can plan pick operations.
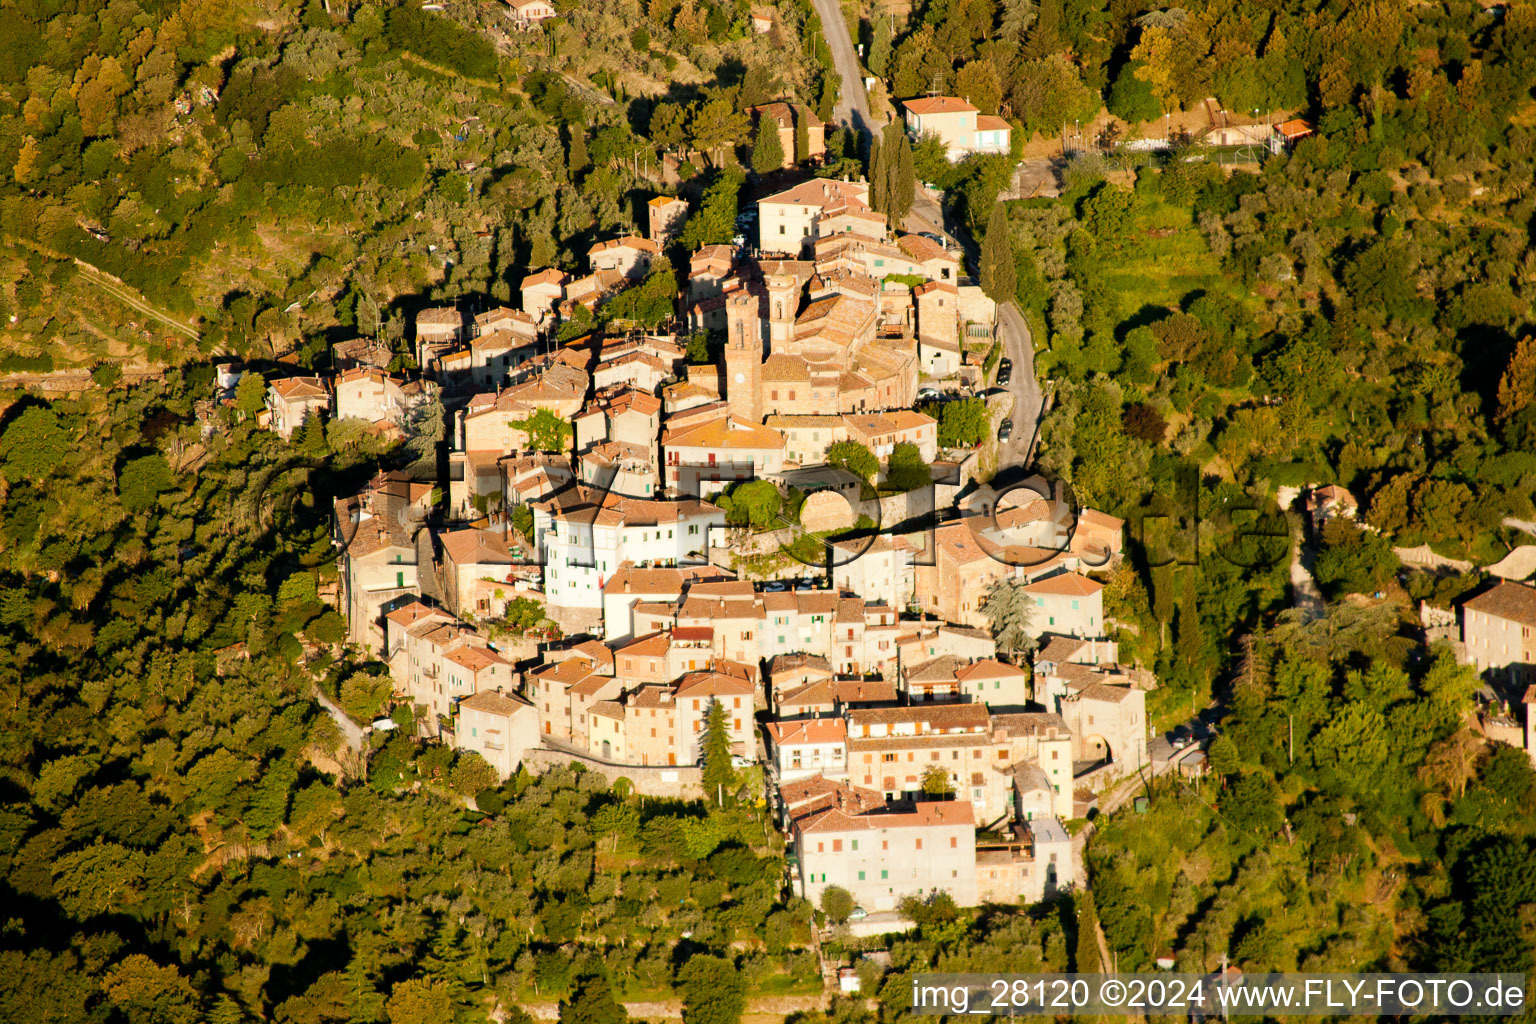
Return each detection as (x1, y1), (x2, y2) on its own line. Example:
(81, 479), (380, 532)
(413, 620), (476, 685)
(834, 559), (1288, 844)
(847, 907), (869, 921)
(731, 755), (755, 768)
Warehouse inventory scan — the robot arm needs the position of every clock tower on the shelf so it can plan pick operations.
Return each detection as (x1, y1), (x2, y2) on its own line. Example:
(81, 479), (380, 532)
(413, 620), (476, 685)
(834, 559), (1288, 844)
(724, 290), (763, 424)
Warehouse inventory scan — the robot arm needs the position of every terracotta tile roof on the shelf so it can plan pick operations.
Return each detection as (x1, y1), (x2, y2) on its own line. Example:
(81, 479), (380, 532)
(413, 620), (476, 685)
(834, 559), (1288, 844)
(990, 711), (1069, 738)
(532, 657), (601, 687)
(521, 268), (569, 288)
(762, 353), (813, 382)
(386, 601), (450, 627)
(767, 652), (833, 674)
(662, 415), (786, 450)
(760, 178), (870, 211)
(459, 689), (535, 716)
(439, 528), (514, 566)
(604, 563), (733, 595)
(779, 775), (886, 820)
(1023, 572), (1102, 597)
(897, 234), (953, 263)
(591, 699), (625, 720)
(674, 670), (754, 697)
(796, 799), (973, 834)
(1078, 508), (1125, 531)
(904, 655), (964, 684)
(444, 645), (510, 672)
(589, 235), (660, 256)
(766, 718), (847, 746)
(778, 677), (897, 708)
(271, 376), (329, 400)
(648, 195), (686, 208)
(1034, 635), (1088, 664)
(416, 306), (462, 326)
(1074, 681), (1136, 704)
(955, 658), (1027, 681)
(975, 114), (1011, 131)
(903, 96), (978, 115)
(616, 631), (671, 658)
(1464, 581), (1536, 626)
(847, 702), (991, 729)
(628, 684), (678, 709)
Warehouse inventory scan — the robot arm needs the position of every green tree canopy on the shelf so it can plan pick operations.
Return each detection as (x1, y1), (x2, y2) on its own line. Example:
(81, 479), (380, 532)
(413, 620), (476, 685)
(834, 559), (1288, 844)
(825, 440), (878, 483)
(980, 201), (1017, 303)
(0, 406), (69, 481)
(885, 441), (932, 492)
(751, 113), (785, 175)
(819, 885), (855, 924)
(117, 454), (173, 512)
(678, 955), (745, 1024)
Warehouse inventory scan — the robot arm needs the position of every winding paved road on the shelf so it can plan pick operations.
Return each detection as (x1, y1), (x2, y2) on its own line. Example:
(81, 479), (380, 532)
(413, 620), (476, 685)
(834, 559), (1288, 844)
(808, 0), (874, 139)
(905, 188), (1043, 476)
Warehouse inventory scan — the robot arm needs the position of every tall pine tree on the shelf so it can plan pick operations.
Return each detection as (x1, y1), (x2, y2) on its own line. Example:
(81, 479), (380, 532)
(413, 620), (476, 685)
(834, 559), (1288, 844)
(979, 200), (1016, 302)
(794, 109), (810, 164)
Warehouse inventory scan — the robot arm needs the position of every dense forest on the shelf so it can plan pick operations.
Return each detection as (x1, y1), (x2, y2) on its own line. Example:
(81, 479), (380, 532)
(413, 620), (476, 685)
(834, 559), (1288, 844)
(0, 378), (827, 1022)
(0, 0), (839, 369)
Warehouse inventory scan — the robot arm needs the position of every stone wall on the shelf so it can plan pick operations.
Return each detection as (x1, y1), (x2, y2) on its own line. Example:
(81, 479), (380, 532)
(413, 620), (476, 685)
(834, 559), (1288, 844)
(523, 745), (705, 798)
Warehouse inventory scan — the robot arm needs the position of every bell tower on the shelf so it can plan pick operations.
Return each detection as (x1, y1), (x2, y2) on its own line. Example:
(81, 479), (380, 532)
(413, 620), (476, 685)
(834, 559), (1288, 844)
(724, 290), (763, 424)
(765, 271), (799, 348)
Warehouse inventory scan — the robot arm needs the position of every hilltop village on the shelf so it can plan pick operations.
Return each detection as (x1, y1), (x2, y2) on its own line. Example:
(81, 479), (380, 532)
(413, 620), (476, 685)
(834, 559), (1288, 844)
(240, 145), (1159, 915)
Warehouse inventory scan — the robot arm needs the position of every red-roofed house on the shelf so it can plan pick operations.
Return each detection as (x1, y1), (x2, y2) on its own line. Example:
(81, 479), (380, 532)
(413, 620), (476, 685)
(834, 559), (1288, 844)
(506, 0), (556, 26)
(455, 689), (540, 779)
(766, 717), (848, 781)
(901, 97), (1011, 161)
(793, 799), (978, 911)
(266, 377), (331, 438)
(588, 236), (659, 281)
(1022, 572), (1103, 637)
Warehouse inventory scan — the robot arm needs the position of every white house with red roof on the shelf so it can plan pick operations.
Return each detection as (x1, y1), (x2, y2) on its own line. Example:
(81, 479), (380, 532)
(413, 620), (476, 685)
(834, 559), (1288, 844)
(766, 717), (849, 781)
(793, 799), (978, 911)
(1021, 571), (1103, 637)
(901, 96), (1012, 161)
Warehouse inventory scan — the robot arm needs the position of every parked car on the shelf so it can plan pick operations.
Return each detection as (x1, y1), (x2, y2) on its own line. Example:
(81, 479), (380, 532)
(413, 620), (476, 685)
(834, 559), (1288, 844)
(997, 364), (1012, 386)
(848, 907), (869, 921)
(762, 580), (789, 592)
(731, 755), (755, 768)
(919, 232), (946, 247)
(997, 418), (1013, 441)
(916, 387), (940, 402)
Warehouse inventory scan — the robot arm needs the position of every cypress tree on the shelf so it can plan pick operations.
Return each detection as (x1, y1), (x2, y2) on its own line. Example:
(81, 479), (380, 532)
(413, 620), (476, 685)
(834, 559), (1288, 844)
(868, 133), (886, 216)
(1074, 890), (1103, 973)
(892, 131), (915, 228)
(869, 15), (893, 76)
(701, 698), (736, 804)
(568, 124), (589, 176)
(794, 108), (810, 164)
(751, 113), (785, 174)
(980, 200), (1017, 302)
